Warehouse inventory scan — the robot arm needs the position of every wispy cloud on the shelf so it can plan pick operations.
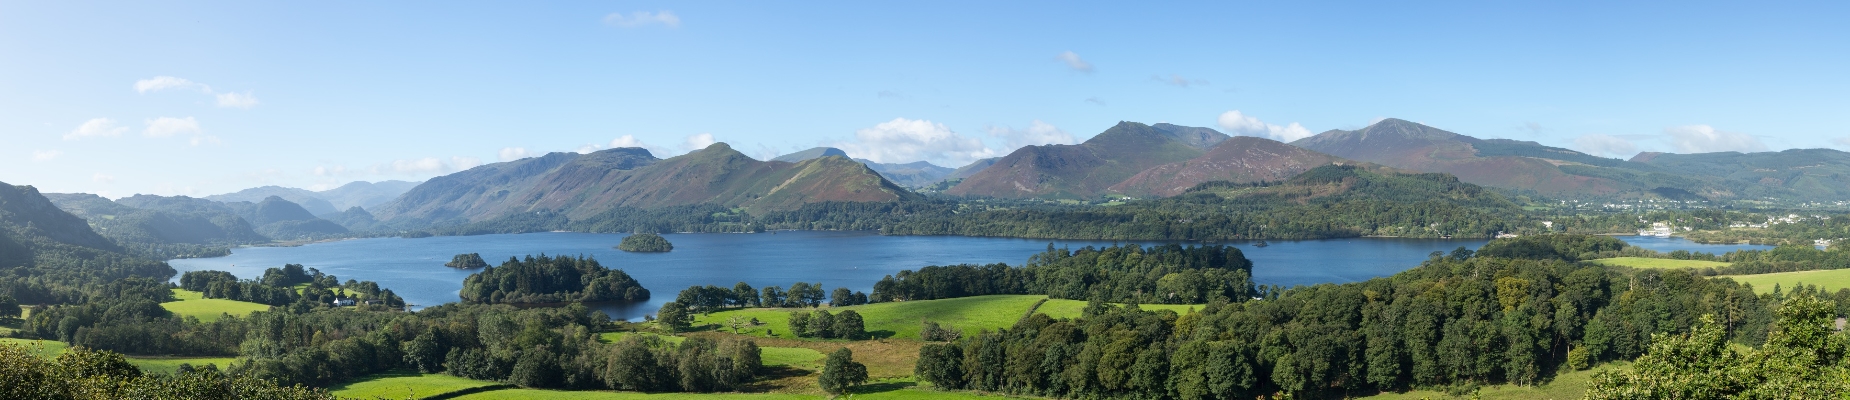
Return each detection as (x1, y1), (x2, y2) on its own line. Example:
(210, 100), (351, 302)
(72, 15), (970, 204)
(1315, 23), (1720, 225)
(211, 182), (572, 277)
(603, 11), (680, 28)
(681, 133), (717, 152)
(1217, 110), (1312, 142)
(64, 118), (128, 140)
(1832, 137), (1850, 147)
(31, 150), (62, 161)
(1154, 74), (1209, 88)
(92, 173), (116, 183)
(134, 76), (210, 93)
(380, 156), (481, 175)
(1516, 122), (1545, 136)
(1663, 125), (1767, 153)
(215, 92), (260, 109)
(143, 117), (201, 138)
(1572, 134), (1639, 158)
(1057, 51), (1093, 73)
(1084, 97), (1106, 106)
(609, 135), (672, 157)
(835, 118), (999, 166)
(498, 147), (532, 162)
(877, 90), (905, 99)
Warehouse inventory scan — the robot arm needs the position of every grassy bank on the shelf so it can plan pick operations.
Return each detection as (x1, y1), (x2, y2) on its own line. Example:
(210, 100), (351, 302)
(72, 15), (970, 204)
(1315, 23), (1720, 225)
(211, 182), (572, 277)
(328, 370), (505, 399)
(161, 288), (271, 322)
(1721, 269), (1850, 294)
(0, 338), (236, 373)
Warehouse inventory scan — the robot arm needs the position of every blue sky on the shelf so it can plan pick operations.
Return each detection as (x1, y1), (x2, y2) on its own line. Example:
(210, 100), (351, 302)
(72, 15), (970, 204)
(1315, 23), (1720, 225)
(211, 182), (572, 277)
(4, 1), (1847, 198)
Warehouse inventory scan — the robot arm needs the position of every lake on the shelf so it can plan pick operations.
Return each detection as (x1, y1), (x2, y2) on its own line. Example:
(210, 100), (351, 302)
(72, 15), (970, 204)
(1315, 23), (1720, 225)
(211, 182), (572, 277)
(166, 232), (1761, 320)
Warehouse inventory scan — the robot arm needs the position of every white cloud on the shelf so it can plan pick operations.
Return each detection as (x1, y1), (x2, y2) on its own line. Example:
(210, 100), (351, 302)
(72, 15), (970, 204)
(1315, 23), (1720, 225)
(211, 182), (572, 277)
(1084, 97), (1106, 106)
(1216, 110), (1313, 142)
(134, 76), (210, 93)
(835, 118), (999, 166)
(576, 144), (604, 154)
(1057, 51), (1093, 73)
(31, 150), (62, 161)
(64, 118), (128, 140)
(1663, 125), (1767, 153)
(313, 165), (348, 177)
(215, 92), (260, 109)
(603, 11), (680, 28)
(987, 120), (1077, 150)
(681, 133), (717, 152)
(143, 117), (201, 138)
(1572, 134), (1639, 158)
(92, 173), (116, 183)
(451, 156), (482, 171)
(1155, 74), (1208, 88)
(608, 135), (674, 157)
(499, 147), (532, 162)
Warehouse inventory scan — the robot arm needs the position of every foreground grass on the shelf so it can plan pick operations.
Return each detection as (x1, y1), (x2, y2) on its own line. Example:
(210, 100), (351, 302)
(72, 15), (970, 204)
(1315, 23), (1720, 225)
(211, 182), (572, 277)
(329, 370), (503, 399)
(1722, 269), (1850, 294)
(1357, 362), (1626, 400)
(1589, 257), (1732, 270)
(0, 338), (235, 373)
(161, 288), (270, 322)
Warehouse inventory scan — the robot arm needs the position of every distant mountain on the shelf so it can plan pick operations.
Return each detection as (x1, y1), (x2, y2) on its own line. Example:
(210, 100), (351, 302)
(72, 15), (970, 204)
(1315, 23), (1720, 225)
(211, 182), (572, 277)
(948, 158), (999, 180)
(1110, 136), (1346, 197)
(317, 180), (420, 210)
(772, 147), (849, 163)
(322, 207), (380, 231)
(222, 196), (349, 239)
(1630, 149), (1850, 201)
(768, 147), (954, 187)
(948, 122), (1228, 199)
(374, 143), (920, 225)
(0, 182), (120, 255)
(45, 193), (267, 245)
(1290, 118), (1727, 199)
(206, 186), (340, 215)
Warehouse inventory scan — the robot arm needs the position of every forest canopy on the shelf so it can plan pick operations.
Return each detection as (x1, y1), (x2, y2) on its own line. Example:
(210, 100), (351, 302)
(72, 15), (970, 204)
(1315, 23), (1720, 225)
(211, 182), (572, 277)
(460, 254), (649, 304)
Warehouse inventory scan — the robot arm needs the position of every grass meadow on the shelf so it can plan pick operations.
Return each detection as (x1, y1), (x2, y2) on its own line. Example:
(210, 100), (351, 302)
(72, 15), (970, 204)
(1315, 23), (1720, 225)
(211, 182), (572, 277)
(328, 370), (505, 399)
(161, 288), (271, 322)
(1721, 269), (1850, 294)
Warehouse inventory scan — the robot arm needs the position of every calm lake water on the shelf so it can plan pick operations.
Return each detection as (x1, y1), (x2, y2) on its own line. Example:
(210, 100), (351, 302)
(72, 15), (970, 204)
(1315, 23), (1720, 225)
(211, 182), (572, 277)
(167, 232), (1761, 320)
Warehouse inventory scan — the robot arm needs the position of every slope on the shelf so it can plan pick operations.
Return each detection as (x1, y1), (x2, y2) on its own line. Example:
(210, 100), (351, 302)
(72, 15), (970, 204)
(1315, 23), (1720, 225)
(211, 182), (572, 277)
(1290, 118), (1726, 199)
(0, 181), (173, 303)
(376, 144), (920, 225)
(1630, 149), (1850, 201)
(316, 180), (421, 210)
(947, 121), (1225, 199)
(768, 147), (954, 187)
(1109, 136), (1345, 197)
(45, 193), (268, 245)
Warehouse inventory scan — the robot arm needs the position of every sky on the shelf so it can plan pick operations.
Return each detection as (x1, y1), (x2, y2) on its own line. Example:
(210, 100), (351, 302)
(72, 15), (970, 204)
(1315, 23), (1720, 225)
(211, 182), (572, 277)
(4, 1), (1848, 198)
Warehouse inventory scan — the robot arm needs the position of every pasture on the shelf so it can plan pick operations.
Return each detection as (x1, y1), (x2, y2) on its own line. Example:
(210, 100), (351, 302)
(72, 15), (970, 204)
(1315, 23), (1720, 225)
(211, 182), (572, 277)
(692, 295), (1050, 340)
(161, 288), (270, 322)
(329, 370), (504, 399)
(1720, 269), (1850, 294)
(0, 338), (236, 373)
(1589, 257), (1732, 269)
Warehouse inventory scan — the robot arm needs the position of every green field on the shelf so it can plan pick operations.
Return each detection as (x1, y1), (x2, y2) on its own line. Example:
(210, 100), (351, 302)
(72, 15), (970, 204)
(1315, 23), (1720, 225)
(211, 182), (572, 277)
(451, 379), (1028, 399)
(0, 338), (236, 373)
(1720, 269), (1850, 294)
(1359, 362), (1625, 400)
(1589, 257), (1732, 269)
(161, 289), (270, 322)
(760, 346), (824, 368)
(691, 295), (1204, 341)
(597, 331), (686, 345)
(693, 295), (1050, 340)
(329, 370), (504, 399)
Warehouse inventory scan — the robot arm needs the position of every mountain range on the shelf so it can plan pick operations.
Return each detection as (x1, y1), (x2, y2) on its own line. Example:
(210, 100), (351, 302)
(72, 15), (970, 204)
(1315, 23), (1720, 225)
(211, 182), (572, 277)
(947, 122), (1321, 199)
(371, 143), (919, 225)
(205, 180), (419, 214)
(771, 147), (958, 188)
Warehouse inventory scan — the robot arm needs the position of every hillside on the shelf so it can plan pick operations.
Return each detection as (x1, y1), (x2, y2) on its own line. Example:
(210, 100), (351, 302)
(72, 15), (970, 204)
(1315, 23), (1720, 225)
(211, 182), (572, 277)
(769, 147), (955, 187)
(1290, 118), (1734, 199)
(1630, 149), (1850, 201)
(947, 121), (1225, 199)
(947, 157), (998, 180)
(375, 144), (920, 225)
(224, 197), (349, 239)
(1109, 136), (1345, 197)
(206, 186), (339, 216)
(0, 181), (172, 302)
(45, 193), (268, 245)
(317, 180), (420, 210)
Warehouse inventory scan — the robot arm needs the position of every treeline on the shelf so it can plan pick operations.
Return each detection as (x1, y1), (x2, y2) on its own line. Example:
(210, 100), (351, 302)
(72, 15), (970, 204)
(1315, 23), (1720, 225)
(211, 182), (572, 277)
(788, 309), (867, 339)
(871, 243), (1255, 304)
(460, 254), (649, 304)
(670, 282), (866, 315)
(0, 344), (332, 399)
(179, 265), (405, 308)
(1587, 296), (1850, 397)
(915, 238), (1782, 398)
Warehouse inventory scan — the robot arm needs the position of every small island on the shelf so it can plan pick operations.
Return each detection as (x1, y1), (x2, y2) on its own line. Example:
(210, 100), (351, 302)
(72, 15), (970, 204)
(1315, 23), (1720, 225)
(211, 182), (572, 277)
(444, 253), (489, 268)
(460, 254), (650, 304)
(617, 233), (674, 252)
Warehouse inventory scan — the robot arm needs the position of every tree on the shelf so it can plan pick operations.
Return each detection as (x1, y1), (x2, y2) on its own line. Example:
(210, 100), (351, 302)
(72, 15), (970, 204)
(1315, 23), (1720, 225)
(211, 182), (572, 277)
(762, 286), (787, 308)
(788, 311), (812, 337)
(657, 302), (692, 333)
(1586, 297), (1850, 399)
(403, 330), (446, 373)
(732, 282), (759, 307)
(726, 315), (751, 334)
(0, 295), (19, 319)
(819, 348), (868, 395)
(915, 344), (964, 389)
(832, 310), (866, 340)
(444, 253), (489, 268)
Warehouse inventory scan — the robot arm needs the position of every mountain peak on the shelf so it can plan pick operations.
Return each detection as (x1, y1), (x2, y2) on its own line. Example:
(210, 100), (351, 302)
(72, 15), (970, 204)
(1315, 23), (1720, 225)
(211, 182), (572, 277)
(1151, 123), (1231, 149)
